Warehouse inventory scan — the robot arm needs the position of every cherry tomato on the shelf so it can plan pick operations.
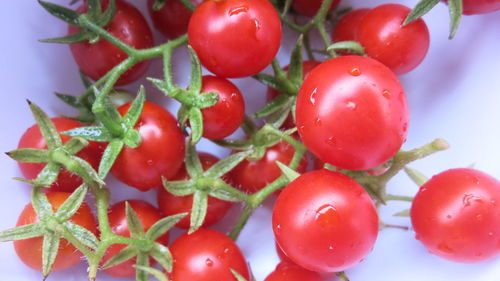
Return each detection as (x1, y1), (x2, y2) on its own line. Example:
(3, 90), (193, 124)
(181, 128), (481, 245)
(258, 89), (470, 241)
(357, 4), (430, 75)
(411, 168), (500, 263)
(102, 200), (167, 277)
(296, 55), (409, 171)
(444, 0), (500, 15)
(169, 228), (250, 281)
(197, 75), (245, 140)
(291, 0), (340, 17)
(232, 140), (308, 193)
(111, 101), (185, 191)
(188, 0), (282, 78)
(331, 8), (370, 42)
(69, 0), (154, 85)
(273, 169), (379, 272)
(17, 117), (104, 192)
(14, 192), (97, 272)
(265, 262), (324, 281)
(158, 152), (234, 229)
(148, 0), (203, 39)
(266, 61), (321, 130)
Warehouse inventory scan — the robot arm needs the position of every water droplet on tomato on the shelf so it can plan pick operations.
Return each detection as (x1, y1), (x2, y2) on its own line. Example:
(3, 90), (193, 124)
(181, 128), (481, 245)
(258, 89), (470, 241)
(488, 232), (494, 237)
(446, 215), (452, 219)
(314, 117), (322, 126)
(224, 248), (230, 254)
(315, 204), (340, 228)
(437, 243), (455, 254)
(276, 224), (281, 230)
(309, 88), (318, 105)
(147, 160), (154, 166)
(205, 258), (214, 267)
(349, 67), (361, 76)
(346, 101), (356, 109)
(382, 90), (392, 99)
(230, 93), (238, 100)
(228, 5), (249, 16)
(254, 19), (261, 31)
(476, 214), (483, 221)
(325, 137), (336, 146)
(328, 245), (334, 251)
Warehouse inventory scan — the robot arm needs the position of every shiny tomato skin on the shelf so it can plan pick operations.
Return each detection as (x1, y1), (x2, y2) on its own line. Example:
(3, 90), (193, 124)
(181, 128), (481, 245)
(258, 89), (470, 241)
(411, 168), (500, 263)
(273, 169), (379, 273)
(112, 101), (185, 191)
(291, 0), (339, 17)
(69, 0), (154, 85)
(17, 117), (104, 192)
(357, 4), (430, 75)
(188, 0), (282, 78)
(444, 0), (500, 14)
(198, 75), (245, 140)
(332, 8), (370, 42)
(14, 192), (97, 272)
(265, 262), (324, 281)
(232, 140), (308, 193)
(103, 200), (167, 277)
(148, 0), (203, 39)
(157, 152), (233, 229)
(169, 228), (250, 281)
(296, 55), (409, 171)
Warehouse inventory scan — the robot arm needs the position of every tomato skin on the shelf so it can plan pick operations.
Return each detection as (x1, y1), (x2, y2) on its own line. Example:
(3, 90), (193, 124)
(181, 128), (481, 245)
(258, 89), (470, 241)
(157, 152), (233, 229)
(103, 200), (167, 277)
(69, 0), (154, 86)
(411, 168), (500, 263)
(112, 101), (185, 191)
(265, 262), (324, 281)
(272, 169), (379, 272)
(332, 8), (370, 42)
(357, 4), (430, 75)
(148, 0), (203, 39)
(17, 117), (104, 192)
(14, 192), (97, 272)
(232, 140), (308, 193)
(291, 0), (339, 17)
(198, 75), (245, 140)
(296, 55), (409, 171)
(444, 0), (500, 15)
(188, 0), (282, 78)
(169, 228), (250, 281)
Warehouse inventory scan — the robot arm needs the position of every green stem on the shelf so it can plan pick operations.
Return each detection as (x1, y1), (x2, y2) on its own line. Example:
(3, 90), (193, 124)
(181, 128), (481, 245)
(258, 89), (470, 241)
(385, 194), (414, 202)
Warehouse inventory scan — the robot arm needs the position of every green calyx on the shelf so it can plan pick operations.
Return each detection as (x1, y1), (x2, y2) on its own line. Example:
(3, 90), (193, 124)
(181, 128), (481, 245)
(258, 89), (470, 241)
(404, 0), (463, 39)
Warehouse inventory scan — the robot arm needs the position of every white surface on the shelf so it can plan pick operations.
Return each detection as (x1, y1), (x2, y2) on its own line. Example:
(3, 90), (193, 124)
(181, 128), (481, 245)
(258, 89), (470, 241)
(1, 0), (500, 281)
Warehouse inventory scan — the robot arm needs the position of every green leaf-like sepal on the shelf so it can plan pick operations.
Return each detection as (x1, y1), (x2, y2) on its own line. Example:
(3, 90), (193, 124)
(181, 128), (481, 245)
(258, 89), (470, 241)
(253, 73), (284, 93)
(136, 252), (150, 281)
(102, 245), (138, 269)
(63, 126), (113, 142)
(187, 46), (203, 95)
(32, 187), (54, 219)
(189, 191), (208, 234)
(162, 178), (195, 196)
(196, 91), (219, 109)
(403, 0), (440, 25)
(0, 223), (45, 242)
(62, 138), (88, 155)
(185, 143), (203, 178)
(38, 0), (81, 26)
(134, 265), (170, 281)
(42, 233), (60, 278)
(55, 185), (88, 222)
(123, 86), (146, 129)
(288, 35), (304, 84)
(98, 139), (124, 179)
(95, 0), (116, 27)
(404, 167), (428, 186)
(152, 0), (168, 11)
(146, 213), (188, 241)
(179, 0), (196, 11)
(188, 108), (203, 145)
(448, 0), (463, 39)
(231, 269), (249, 281)
(14, 162), (60, 188)
(204, 151), (252, 179)
(209, 180), (247, 202)
(6, 149), (50, 163)
(276, 161), (300, 182)
(327, 41), (365, 56)
(253, 94), (290, 119)
(150, 243), (173, 272)
(40, 31), (92, 44)
(65, 154), (105, 188)
(394, 209), (411, 217)
(213, 139), (253, 150)
(126, 202), (146, 238)
(28, 100), (62, 149)
(63, 222), (99, 249)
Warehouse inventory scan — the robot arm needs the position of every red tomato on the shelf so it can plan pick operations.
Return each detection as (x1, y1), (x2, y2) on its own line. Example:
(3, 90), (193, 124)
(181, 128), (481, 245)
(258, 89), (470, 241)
(232, 140), (308, 193)
(157, 152), (234, 229)
(444, 0), (500, 15)
(14, 192), (97, 272)
(112, 101), (185, 191)
(266, 61), (321, 130)
(188, 0), (282, 78)
(69, 0), (154, 85)
(169, 228), (250, 281)
(296, 55), (409, 171)
(264, 262), (324, 281)
(103, 200), (167, 277)
(148, 0), (203, 39)
(291, 0), (340, 17)
(331, 8), (370, 42)
(411, 168), (500, 263)
(17, 117), (104, 192)
(273, 170), (379, 272)
(357, 4), (430, 75)
(198, 75), (245, 140)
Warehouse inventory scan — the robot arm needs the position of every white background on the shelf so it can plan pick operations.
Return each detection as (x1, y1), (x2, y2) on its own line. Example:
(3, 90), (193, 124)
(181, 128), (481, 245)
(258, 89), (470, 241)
(1, 0), (500, 280)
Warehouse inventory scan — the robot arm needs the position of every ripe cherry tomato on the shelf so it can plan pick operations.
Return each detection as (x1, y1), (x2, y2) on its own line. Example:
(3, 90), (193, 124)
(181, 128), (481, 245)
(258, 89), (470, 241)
(169, 228), (250, 281)
(291, 0), (340, 17)
(69, 0), (154, 85)
(112, 101), (185, 191)
(188, 0), (282, 78)
(266, 61), (321, 130)
(198, 75), (245, 140)
(444, 0), (500, 15)
(296, 55), (409, 171)
(411, 168), (500, 263)
(273, 169), (379, 272)
(331, 8), (370, 42)
(357, 4), (430, 75)
(17, 117), (104, 192)
(14, 192), (97, 272)
(158, 152), (234, 229)
(232, 140), (308, 193)
(102, 200), (167, 277)
(148, 0), (203, 39)
(264, 262), (324, 281)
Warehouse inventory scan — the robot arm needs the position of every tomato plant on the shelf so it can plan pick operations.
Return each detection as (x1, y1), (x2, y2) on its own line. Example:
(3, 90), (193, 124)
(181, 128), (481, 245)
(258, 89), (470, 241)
(273, 169), (379, 272)
(411, 168), (500, 263)
(169, 228), (250, 281)
(291, 0), (340, 17)
(188, 0), (282, 78)
(14, 192), (97, 272)
(111, 101), (185, 191)
(264, 261), (324, 281)
(148, 0), (203, 39)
